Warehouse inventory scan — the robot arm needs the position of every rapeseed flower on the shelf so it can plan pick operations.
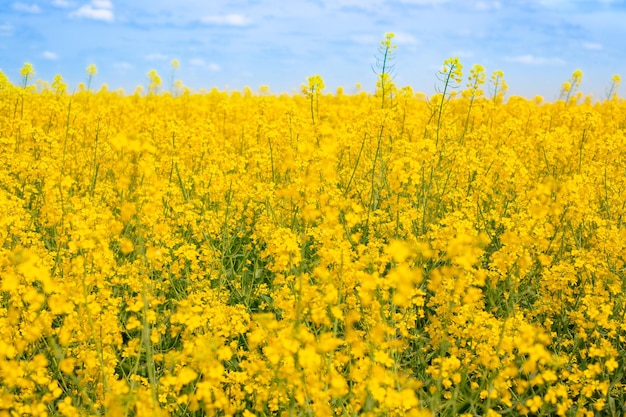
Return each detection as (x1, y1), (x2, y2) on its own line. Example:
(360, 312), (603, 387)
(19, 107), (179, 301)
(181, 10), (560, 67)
(0, 47), (625, 416)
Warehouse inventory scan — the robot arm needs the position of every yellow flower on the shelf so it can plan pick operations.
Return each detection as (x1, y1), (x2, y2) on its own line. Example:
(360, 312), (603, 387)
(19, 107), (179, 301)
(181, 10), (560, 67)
(176, 367), (198, 385)
(120, 237), (134, 255)
(59, 358), (75, 374)
(604, 357), (619, 372)
(525, 395), (543, 413)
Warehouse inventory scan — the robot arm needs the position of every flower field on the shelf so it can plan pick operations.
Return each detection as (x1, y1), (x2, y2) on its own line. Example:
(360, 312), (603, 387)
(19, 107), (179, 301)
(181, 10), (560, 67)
(1, 47), (625, 415)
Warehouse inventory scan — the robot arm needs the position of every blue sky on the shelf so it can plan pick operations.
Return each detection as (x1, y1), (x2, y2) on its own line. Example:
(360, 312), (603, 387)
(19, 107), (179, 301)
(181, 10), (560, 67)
(1, 0), (624, 99)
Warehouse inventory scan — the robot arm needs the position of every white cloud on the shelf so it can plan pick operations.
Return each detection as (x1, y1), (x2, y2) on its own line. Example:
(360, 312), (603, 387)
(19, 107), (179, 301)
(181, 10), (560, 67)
(52, 0), (72, 7)
(534, 0), (567, 7)
(582, 41), (603, 50)
(327, 0), (385, 10)
(0, 24), (13, 37)
(200, 14), (251, 26)
(350, 34), (378, 45)
(70, 0), (114, 22)
(189, 58), (220, 71)
(113, 61), (133, 71)
(145, 53), (168, 61)
(331, 0), (448, 9)
(532, 0), (617, 8)
(92, 0), (112, 7)
(71, 6), (113, 21)
(12, 2), (42, 13)
(397, 0), (450, 4)
(42, 51), (59, 60)
(394, 32), (420, 46)
(505, 54), (565, 65)
(474, 1), (501, 10)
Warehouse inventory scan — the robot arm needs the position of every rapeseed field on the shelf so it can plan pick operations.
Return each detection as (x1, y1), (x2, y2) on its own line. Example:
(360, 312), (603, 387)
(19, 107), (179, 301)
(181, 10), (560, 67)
(1, 34), (625, 416)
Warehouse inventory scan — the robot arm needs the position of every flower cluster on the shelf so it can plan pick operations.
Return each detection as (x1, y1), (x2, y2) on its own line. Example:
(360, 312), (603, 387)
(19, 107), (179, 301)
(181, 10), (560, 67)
(0, 59), (624, 416)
